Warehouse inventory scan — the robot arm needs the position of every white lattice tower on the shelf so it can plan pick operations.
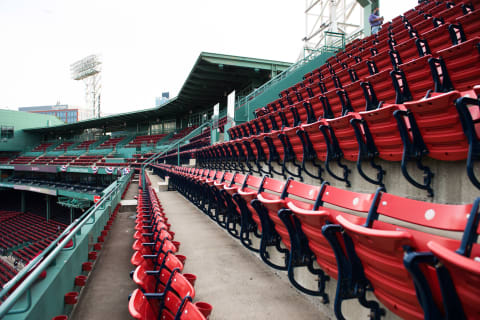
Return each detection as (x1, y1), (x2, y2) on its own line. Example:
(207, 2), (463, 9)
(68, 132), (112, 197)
(302, 0), (364, 58)
(71, 55), (102, 119)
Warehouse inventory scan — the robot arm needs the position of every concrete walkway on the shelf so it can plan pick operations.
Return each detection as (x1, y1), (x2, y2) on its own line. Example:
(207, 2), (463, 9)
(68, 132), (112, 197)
(149, 173), (329, 320)
(71, 182), (138, 320)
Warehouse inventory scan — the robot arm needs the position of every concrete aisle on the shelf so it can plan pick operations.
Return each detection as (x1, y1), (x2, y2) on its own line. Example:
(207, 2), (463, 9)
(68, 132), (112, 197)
(71, 182), (138, 320)
(149, 173), (330, 320)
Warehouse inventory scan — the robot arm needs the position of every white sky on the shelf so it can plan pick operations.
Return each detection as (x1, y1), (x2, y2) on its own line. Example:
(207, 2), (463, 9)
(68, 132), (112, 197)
(0, 0), (417, 115)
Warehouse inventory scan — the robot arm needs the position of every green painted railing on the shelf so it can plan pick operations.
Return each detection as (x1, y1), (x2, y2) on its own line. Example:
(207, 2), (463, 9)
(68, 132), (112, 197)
(139, 119), (215, 187)
(0, 171), (133, 318)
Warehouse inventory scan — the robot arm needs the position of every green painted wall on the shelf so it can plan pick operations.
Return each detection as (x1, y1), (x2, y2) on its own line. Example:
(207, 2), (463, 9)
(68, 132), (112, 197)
(235, 50), (336, 123)
(0, 110), (64, 152)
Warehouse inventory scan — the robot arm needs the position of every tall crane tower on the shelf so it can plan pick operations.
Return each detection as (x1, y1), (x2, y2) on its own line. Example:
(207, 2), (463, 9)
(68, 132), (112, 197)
(70, 55), (102, 119)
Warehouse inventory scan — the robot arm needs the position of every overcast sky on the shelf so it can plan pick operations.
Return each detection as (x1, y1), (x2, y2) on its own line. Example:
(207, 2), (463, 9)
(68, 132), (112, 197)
(0, 0), (417, 115)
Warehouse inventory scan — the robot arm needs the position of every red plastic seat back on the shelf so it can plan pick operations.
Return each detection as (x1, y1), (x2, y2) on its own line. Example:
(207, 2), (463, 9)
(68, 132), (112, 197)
(359, 104), (405, 161)
(404, 90), (468, 161)
(439, 37), (480, 93)
(128, 289), (156, 320)
(376, 192), (471, 231)
(178, 300), (207, 320)
(327, 114), (362, 162)
(301, 120), (328, 161)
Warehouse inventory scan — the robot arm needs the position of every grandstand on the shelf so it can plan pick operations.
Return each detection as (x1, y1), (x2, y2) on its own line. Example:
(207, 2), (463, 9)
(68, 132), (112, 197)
(0, 1), (479, 319)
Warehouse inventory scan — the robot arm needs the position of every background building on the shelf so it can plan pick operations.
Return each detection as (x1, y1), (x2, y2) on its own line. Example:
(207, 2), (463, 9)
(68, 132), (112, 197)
(18, 104), (93, 123)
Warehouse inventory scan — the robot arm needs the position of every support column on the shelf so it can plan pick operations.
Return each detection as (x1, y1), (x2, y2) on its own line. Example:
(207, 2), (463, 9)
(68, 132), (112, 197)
(224, 90), (236, 142)
(46, 195), (51, 222)
(177, 144), (180, 166)
(70, 207), (74, 224)
(21, 191), (26, 213)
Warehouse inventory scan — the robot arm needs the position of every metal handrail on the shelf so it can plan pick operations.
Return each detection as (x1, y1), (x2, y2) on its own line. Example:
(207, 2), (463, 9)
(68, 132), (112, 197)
(139, 120), (214, 187)
(0, 171), (132, 318)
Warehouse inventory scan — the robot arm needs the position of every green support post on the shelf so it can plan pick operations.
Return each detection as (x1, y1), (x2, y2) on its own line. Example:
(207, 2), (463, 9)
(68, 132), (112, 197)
(177, 144), (180, 166)
(70, 208), (74, 224)
(46, 195), (50, 223)
(21, 191), (26, 213)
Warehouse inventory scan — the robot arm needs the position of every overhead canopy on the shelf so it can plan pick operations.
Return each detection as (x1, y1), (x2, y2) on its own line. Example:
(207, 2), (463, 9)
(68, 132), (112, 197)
(25, 52), (291, 135)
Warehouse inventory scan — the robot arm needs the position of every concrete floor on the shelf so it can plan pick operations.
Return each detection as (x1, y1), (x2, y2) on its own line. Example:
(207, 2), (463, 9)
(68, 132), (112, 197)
(71, 175), (330, 320)
(71, 182), (138, 320)
(149, 173), (330, 320)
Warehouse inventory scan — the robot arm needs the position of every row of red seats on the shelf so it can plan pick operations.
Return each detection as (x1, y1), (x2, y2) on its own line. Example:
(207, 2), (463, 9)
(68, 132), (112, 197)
(157, 164), (480, 320)
(170, 126), (198, 141)
(9, 156), (37, 164)
(128, 175), (211, 320)
(96, 137), (125, 149)
(0, 212), (66, 259)
(54, 142), (74, 151)
(126, 135), (167, 148)
(70, 155), (104, 166)
(256, 0), (478, 119)
(32, 143), (53, 152)
(73, 140), (97, 150)
(222, 4), (480, 195)
(0, 259), (17, 288)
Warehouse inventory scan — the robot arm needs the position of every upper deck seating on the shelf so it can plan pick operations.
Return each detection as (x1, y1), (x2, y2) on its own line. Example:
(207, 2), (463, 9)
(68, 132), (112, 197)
(73, 139), (97, 150)
(9, 156), (37, 165)
(31, 143), (53, 152)
(96, 137), (125, 149)
(126, 134), (167, 148)
(54, 142), (74, 151)
(30, 156), (56, 165)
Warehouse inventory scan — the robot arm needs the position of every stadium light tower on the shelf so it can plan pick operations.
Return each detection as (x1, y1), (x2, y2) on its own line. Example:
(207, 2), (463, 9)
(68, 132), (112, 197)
(70, 54), (102, 118)
(302, 0), (367, 58)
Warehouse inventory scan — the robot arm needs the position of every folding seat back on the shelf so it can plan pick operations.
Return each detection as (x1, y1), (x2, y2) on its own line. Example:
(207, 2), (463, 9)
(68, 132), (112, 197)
(336, 192), (473, 320)
(416, 0), (436, 13)
(357, 104), (406, 162)
(427, 1), (454, 16)
(267, 111), (285, 131)
(281, 126), (307, 163)
(257, 114), (272, 133)
(335, 68), (354, 89)
(405, 12), (425, 27)
(252, 134), (271, 163)
(450, 9), (480, 44)
(255, 177), (290, 243)
(128, 288), (157, 319)
(133, 252), (185, 293)
(319, 75), (341, 93)
(418, 25), (454, 55)
(361, 69), (397, 110)
(236, 174), (266, 231)
(289, 184), (376, 281)
(392, 55), (435, 103)
(367, 50), (394, 74)
(403, 90), (468, 161)
(350, 60), (372, 82)
(320, 89), (344, 118)
(391, 27), (415, 46)
(423, 198), (480, 320)
(299, 119), (329, 162)
(411, 16), (437, 38)
(303, 94), (324, 120)
(176, 300), (207, 320)
(434, 37), (480, 93)
(390, 37), (423, 69)
(339, 81), (367, 113)
(436, 2), (472, 24)
(326, 113), (363, 162)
